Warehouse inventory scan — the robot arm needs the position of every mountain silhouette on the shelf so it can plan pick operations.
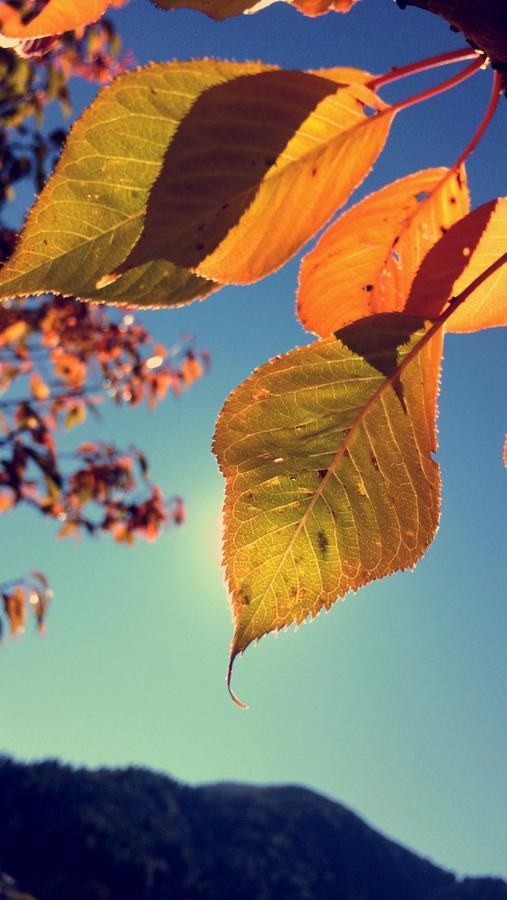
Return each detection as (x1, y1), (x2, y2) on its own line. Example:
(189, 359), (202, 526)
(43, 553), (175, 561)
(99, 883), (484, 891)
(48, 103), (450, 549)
(0, 757), (505, 900)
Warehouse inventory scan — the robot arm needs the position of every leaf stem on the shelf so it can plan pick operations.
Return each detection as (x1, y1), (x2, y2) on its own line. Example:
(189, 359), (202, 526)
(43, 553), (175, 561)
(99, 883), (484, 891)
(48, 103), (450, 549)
(453, 70), (502, 169)
(369, 47), (479, 91)
(390, 55), (485, 114)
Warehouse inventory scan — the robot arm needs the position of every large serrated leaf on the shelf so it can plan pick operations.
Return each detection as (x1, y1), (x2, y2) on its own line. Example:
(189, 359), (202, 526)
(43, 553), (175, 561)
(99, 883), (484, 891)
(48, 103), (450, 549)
(0, 60), (387, 304)
(117, 71), (391, 284)
(0, 61), (255, 306)
(213, 315), (443, 705)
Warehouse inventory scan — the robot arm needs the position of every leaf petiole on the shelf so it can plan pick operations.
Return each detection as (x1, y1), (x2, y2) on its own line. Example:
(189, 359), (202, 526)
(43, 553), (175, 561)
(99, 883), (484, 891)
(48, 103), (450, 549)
(368, 47), (480, 91)
(389, 54), (485, 115)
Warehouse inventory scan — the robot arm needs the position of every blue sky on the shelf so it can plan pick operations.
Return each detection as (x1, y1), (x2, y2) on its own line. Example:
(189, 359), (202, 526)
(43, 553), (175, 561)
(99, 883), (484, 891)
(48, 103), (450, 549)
(1, 0), (506, 883)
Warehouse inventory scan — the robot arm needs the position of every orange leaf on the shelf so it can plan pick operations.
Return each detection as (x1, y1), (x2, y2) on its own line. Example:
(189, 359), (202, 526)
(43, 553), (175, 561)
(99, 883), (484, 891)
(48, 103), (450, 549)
(3, 586), (26, 635)
(406, 198), (507, 332)
(117, 69), (391, 285)
(297, 167), (469, 336)
(293, 0), (359, 15)
(30, 372), (50, 401)
(0, 319), (28, 345)
(0, 0), (111, 39)
(0, 490), (14, 513)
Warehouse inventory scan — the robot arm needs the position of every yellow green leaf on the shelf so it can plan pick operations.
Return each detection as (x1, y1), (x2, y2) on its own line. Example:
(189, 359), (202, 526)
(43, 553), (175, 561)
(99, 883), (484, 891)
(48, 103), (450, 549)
(0, 61), (227, 307)
(0, 60), (389, 302)
(214, 315), (443, 705)
(297, 166), (469, 335)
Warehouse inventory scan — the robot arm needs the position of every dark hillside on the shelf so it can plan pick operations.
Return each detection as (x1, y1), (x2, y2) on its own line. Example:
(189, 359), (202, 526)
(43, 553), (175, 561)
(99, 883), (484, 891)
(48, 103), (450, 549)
(0, 758), (505, 900)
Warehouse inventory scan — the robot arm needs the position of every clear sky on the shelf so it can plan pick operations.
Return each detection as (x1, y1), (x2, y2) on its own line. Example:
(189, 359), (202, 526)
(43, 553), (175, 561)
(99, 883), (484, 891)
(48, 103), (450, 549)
(1, 0), (507, 884)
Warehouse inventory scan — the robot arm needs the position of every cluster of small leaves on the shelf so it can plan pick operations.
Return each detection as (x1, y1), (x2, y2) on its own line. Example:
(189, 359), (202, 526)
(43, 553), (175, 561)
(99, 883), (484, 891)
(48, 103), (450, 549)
(0, 295), (207, 538)
(0, 568), (51, 638)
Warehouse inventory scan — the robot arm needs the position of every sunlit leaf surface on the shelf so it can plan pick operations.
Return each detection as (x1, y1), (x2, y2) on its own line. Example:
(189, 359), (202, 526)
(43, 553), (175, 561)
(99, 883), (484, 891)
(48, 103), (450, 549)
(214, 315), (443, 703)
(0, 60), (389, 302)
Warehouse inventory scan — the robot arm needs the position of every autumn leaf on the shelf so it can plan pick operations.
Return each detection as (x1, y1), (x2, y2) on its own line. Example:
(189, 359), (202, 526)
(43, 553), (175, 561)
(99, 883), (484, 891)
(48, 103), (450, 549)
(214, 315), (443, 705)
(0, 0), (112, 39)
(30, 373), (50, 401)
(0, 60), (390, 302)
(293, 0), (360, 15)
(0, 62), (219, 308)
(114, 69), (391, 285)
(151, 0), (359, 18)
(297, 167), (469, 336)
(406, 197), (507, 332)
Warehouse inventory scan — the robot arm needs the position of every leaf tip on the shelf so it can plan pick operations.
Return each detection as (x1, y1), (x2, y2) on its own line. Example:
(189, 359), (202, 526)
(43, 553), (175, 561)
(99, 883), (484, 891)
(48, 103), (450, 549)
(226, 653), (248, 710)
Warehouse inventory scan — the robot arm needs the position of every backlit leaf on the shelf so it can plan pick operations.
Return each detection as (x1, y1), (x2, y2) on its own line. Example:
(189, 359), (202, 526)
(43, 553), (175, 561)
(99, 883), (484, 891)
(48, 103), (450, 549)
(298, 167), (469, 335)
(214, 315), (443, 704)
(0, 61), (221, 307)
(115, 69), (391, 285)
(406, 198), (507, 332)
(0, 60), (390, 301)
(0, 0), (111, 39)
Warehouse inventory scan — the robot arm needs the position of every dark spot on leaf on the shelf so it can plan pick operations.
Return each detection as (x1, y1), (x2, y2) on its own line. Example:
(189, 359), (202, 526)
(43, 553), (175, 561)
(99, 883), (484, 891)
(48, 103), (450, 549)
(362, 284), (374, 292)
(245, 491), (254, 499)
(241, 594), (251, 606)
(317, 469), (326, 479)
(450, 196), (457, 205)
(195, 243), (205, 251)
(440, 226), (448, 235)
(457, 170), (464, 188)
(290, 586), (298, 597)
(317, 531), (328, 557)
(371, 454), (379, 470)
(311, 167), (318, 176)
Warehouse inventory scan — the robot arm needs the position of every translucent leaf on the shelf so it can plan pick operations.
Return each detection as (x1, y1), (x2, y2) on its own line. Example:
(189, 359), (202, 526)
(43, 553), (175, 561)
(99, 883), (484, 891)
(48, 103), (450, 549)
(298, 167), (469, 335)
(214, 315), (443, 704)
(0, 62), (220, 307)
(407, 198), (507, 332)
(0, 61), (390, 301)
(114, 69), (391, 285)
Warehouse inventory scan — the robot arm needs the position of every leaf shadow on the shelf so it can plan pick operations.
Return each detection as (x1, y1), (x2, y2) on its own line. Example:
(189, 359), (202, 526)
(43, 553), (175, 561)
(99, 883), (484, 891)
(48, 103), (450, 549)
(404, 200), (496, 317)
(335, 313), (426, 410)
(115, 70), (347, 275)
